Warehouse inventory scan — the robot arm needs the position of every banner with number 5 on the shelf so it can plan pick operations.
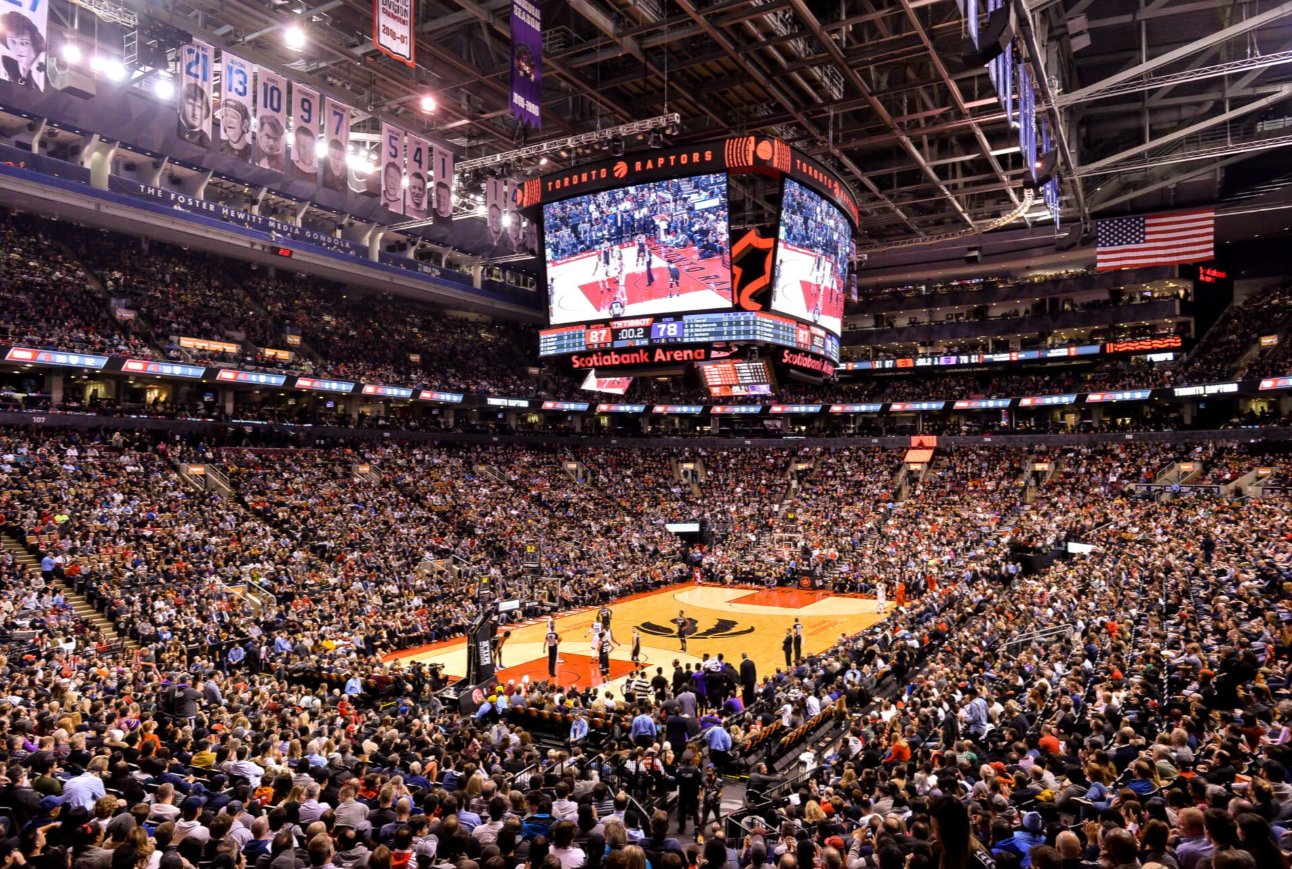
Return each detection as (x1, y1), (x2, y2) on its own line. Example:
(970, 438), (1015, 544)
(380, 122), (405, 215)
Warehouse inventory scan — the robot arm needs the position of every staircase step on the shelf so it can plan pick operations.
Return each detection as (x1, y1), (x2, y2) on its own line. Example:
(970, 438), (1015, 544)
(0, 532), (135, 650)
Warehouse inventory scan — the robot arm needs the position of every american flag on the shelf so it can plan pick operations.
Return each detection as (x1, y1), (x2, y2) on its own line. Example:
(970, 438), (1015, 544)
(1096, 209), (1214, 270)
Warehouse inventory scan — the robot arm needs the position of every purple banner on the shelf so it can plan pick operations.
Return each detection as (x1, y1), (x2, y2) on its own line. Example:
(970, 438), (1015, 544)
(510, 0), (542, 129)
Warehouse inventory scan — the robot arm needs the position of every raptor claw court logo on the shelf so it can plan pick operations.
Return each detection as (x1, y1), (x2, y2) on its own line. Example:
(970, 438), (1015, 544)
(638, 618), (754, 639)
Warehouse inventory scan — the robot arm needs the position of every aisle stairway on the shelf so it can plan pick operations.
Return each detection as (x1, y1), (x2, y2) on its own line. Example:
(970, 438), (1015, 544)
(0, 531), (133, 649)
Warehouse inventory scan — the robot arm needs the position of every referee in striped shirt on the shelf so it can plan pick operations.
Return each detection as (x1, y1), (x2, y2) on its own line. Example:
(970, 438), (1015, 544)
(624, 669), (650, 703)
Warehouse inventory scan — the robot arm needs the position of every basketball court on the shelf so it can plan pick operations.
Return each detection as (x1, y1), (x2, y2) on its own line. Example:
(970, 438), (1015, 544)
(772, 243), (845, 335)
(547, 241), (732, 323)
(384, 584), (885, 694)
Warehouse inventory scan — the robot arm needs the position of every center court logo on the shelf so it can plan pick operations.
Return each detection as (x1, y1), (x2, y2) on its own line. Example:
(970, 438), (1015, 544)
(638, 618), (754, 639)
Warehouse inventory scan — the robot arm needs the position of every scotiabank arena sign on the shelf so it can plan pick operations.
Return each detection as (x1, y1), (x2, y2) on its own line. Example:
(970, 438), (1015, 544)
(570, 347), (715, 369)
(780, 348), (835, 377)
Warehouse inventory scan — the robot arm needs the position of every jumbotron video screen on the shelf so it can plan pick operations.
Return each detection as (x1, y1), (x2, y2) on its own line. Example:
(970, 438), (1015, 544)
(542, 173), (733, 325)
(771, 177), (851, 336)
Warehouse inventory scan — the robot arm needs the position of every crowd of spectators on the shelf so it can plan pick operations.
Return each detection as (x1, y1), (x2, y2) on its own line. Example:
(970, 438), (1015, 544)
(0, 427), (1290, 869)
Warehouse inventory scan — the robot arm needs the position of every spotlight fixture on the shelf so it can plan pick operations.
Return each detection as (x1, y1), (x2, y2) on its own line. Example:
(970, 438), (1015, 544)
(153, 77), (174, 99)
(62, 43), (82, 64)
(648, 130), (663, 149)
(420, 95), (436, 112)
(610, 135), (624, 156)
(285, 25), (305, 50)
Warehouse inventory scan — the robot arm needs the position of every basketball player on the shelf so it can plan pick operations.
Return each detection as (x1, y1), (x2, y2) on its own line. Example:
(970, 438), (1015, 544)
(598, 626), (618, 677)
(608, 251), (626, 317)
(599, 605), (612, 631)
(876, 581), (887, 613)
(635, 234), (648, 267)
(594, 242), (612, 305)
(631, 626), (642, 667)
(667, 260), (681, 297)
(676, 609), (688, 652)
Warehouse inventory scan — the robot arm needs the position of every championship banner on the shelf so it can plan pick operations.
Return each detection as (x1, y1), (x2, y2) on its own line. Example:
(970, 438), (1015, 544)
(0, 0), (49, 90)
(509, 0), (542, 129)
(290, 84), (320, 183)
(218, 53), (254, 162)
(375, 0), (414, 66)
(380, 122), (405, 215)
(486, 176), (506, 244)
(405, 134), (430, 219)
(432, 145), (454, 225)
(255, 69), (287, 173)
(177, 41), (214, 148)
(321, 97), (351, 193)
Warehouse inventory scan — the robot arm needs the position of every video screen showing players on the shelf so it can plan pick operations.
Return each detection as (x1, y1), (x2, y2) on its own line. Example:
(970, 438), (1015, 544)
(771, 177), (851, 336)
(542, 173), (733, 326)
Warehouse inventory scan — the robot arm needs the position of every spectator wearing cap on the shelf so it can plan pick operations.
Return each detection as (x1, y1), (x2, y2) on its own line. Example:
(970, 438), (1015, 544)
(174, 796), (210, 845)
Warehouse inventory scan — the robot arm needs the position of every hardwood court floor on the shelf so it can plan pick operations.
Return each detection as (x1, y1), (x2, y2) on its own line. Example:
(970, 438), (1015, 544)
(385, 584), (885, 693)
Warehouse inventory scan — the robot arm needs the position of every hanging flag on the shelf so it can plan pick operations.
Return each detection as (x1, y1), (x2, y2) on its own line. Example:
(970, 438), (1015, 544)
(321, 97), (351, 193)
(375, 0), (415, 66)
(255, 69), (287, 173)
(1096, 210), (1214, 271)
(290, 84), (320, 183)
(1041, 119), (1060, 226)
(432, 145), (454, 225)
(380, 122), (405, 215)
(0, 0), (49, 90)
(486, 176), (506, 244)
(510, 0), (542, 129)
(405, 134), (430, 219)
(1019, 62), (1036, 181)
(177, 41), (214, 148)
(506, 179), (525, 250)
(218, 53), (254, 162)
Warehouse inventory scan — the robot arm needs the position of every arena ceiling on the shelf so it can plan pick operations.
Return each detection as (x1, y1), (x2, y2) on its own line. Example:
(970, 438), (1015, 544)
(62, 0), (1292, 246)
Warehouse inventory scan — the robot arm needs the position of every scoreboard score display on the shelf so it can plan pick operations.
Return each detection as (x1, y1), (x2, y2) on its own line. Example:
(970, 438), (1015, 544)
(528, 135), (855, 390)
(699, 358), (775, 397)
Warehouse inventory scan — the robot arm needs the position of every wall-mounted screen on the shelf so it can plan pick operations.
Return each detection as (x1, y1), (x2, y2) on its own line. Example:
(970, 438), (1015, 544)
(771, 177), (851, 336)
(542, 173), (732, 325)
(699, 358), (775, 397)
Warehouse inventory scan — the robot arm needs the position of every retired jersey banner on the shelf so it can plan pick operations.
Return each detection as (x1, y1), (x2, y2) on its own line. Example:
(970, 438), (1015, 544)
(375, 0), (414, 66)
(510, 0), (542, 129)
(218, 53), (254, 162)
(255, 69), (287, 173)
(0, 0), (49, 90)
(290, 84), (320, 183)
(321, 97), (351, 193)
(506, 179), (525, 250)
(486, 176), (506, 244)
(380, 122), (405, 215)
(177, 41), (214, 148)
(433, 145), (454, 225)
(405, 134), (430, 219)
